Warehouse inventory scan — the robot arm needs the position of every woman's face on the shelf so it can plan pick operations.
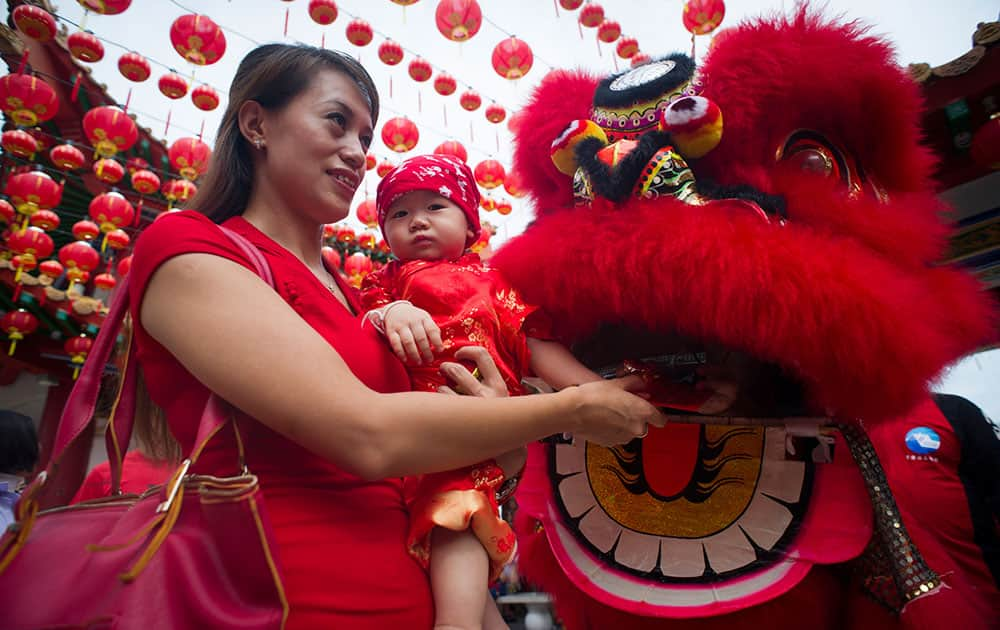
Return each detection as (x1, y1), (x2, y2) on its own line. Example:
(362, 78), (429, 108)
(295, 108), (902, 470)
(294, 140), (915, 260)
(257, 68), (374, 224)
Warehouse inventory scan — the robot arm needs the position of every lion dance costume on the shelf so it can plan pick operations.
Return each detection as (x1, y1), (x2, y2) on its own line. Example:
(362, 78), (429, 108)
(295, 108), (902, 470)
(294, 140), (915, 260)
(491, 8), (997, 630)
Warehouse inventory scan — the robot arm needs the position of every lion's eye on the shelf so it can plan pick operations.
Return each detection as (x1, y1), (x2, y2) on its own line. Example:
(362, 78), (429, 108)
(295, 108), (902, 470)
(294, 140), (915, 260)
(777, 131), (849, 187)
(786, 147), (834, 177)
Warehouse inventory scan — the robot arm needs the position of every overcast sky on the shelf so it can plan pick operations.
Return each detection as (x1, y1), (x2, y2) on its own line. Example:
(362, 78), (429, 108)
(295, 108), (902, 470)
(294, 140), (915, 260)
(45, 0), (999, 420)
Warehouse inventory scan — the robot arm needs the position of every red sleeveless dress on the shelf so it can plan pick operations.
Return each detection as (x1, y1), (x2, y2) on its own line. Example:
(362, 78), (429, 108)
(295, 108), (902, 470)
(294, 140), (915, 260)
(129, 211), (433, 629)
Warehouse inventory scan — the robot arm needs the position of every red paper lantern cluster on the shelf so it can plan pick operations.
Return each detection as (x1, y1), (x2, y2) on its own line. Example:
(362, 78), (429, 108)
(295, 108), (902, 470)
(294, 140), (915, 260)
(459, 90), (482, 112)
(2, 310), (39, 356)
(355, 198), (377, 228)
(597, 20), (621, 43)
(118, 52), (151, 82)
(365, 153), (377, 170)
(378, 40), (404, 66)
(131, 169), (161, 195)
(89, 191), (134, 236)
(344, 252), (374, 288)
(376, 159), (396, 178)
(346, 19), (373, 46)
(50, 144), (86, 171)
(2, 129), (38, 159)
(68, 31), (104, 63)
(158, 72), (189, 99)
(162, 178), (198, 208)
(434, 140), (468, 162)
(408, 58), (433, 83)
(83, 105), (138, 158)
(59, 240), (100, 290)
(474, 159), (506, 189)
(308, 0), (339, 25)
(170, 14), (227, 66)
(433, 73), (457, 96)
(8, 227), (54, 281)
(682, 0), (726, 36)
(0, 73), (59, 127)
(485, 103), (507, 124)
(169, 137), (212, 181)
(579, 3), (605, 27)
(93, 158), (125, 184)
(616, 36), (639, 59)
(192, 85), (220, 111)
(4, 171), (63, 227)
(491, 37), (534, 80)
(381, 117), (419, 153)
(435, 0), (483, 42)
(65, 334), (94, 379)
(12, 5), (58, 42)
(72, 220), (100, 242)
(503, 170), (526, 198)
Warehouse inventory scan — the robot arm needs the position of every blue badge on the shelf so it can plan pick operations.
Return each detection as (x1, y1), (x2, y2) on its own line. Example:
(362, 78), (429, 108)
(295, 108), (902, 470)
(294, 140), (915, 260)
(905, 427), (941, 454)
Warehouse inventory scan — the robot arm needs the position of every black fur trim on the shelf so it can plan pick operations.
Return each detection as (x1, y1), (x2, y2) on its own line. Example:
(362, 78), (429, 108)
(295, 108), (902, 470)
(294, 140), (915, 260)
(575, 131), (675, 203)
(696, 179), (788, 219)
(593, 53), (695, 109)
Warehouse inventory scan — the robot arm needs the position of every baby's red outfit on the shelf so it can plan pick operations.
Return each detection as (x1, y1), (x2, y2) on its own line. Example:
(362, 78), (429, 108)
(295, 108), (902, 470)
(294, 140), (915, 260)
(361, 252), (547, 580)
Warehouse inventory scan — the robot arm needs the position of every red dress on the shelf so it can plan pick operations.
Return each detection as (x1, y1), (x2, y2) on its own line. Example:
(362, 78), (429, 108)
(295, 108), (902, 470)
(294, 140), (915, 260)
(71, 451), (175, 504)
(129, 211), (433, 629)
(361, 254), (542, 580)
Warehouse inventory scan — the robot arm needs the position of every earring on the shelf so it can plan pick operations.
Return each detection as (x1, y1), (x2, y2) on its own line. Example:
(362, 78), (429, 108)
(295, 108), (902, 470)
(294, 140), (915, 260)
(253, 137), (264, 149)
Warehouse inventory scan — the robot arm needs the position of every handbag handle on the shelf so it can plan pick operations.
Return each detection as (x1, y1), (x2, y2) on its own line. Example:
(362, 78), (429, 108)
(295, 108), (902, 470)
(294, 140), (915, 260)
(35, 224), (275, 508)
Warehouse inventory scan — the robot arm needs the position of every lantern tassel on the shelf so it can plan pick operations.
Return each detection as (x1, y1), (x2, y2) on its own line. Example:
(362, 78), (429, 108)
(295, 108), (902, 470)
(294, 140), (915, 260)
(613, 54), (619, 72)
(553, 0), (559, 17)
(12, 282), (22, 301)
(418, 90), (422, 114)
(578, 21), (583, 39)
(198, 119), (205, 140)
(164, 109), (172, 136)
(691, 33), (697, 62)
(496, 129), (500, 153)
(443, 104), (447, 127)
(100, 234), (108, 253)
(70, 73), (81, 103)
(284, 7), (290, 37)
(16, 50), (29, 74)
(134, 197), (144, 226)
(80, 9), (90, 31)
(596, 34), (602, 58)
(321, 33), (326, 49)
(73, 365), (81, 380)
(124, 87), (132, 114)
(8, 340), (17, 356)
(389, 76), (393, 99)
(470, 120), (474, 144)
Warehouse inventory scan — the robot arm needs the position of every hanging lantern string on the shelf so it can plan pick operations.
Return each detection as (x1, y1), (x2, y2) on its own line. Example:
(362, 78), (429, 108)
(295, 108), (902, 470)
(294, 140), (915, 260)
(0, 54), (207, 141)
(479, 15), (557, 72)
(165, 0), (261, 46)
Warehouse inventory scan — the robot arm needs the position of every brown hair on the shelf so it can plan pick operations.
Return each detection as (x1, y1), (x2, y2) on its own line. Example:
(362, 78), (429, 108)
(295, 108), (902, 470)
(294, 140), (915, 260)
(188, 44), (380, 223)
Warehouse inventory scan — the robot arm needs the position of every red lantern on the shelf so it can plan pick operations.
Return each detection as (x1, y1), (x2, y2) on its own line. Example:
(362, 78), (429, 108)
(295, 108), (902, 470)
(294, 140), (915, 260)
(8, 227), (54, 281)
(39, 259), (64, 280)
(496, 199), (513, 215)
(82, 105), (138, 157)
(597, 20), (621, 43)
(346, 19), (374, 46)
(336, 224), (356, 244)
(0, 73), (59, 127)
(408, 58), (433, 83)
(2, 310), (38, 356)
(162, 178), (197, 208)
(93, 272), (116, 291)
(30, 209), (60, 231)
(2, 129), (38, 159)
(126, 157), (149, 174)
(579, 3), (604, 27)
(169, 137), (212, 181)
(191, 84), (220, 111)
(434, 140), (468, 162)
(970, 114), (1000, 170)
(381, 117), (420, 153)
(321, 246), (341, 271)
(89, 191), (135, 234)
(158, 72), (189, 99)
(631, 52), (651, 67)
(485, 103), (507, 124)
(117, 255), (132, 277)
(504, 170), (526, 198)
(104, 229), (130, 251)
(64, 334), (93, 379)
(480, 195), (496, 212)
(357, 231), (377, 250)
(459, 90), (481, 112)
(391, 0), (419, 4)
(308, 0), (338, 25)
(12, 5), (58, 42)
(559, 0), (584, 9)
(435, 0), (483, 42)
(0, 200), (15, 225)
(616, 36), (639, 59)
(58, 240), (101, 290)
(76, 0), (132, 15)
(131, 169), (161, 195)
(682, 0), (726, 36)
(4, 171), (62, 225)
(474, 159), (506, 189)
(365, 153), (377, 171)
(433, 73), (457, 96)
(376, 159), (396, 178)
(118, 52), (151, 82)
(491, 37), (534, 80)
(72, 220), (101, 242)
(170, 14), (227, 66)
(68, 31), (105, 63)
(343, 252), (373, 288)
(50, 144), (86, 171)
(356, 197), (377, 228)
(378, 40), (404, 66)
(93, 158), (125, 184)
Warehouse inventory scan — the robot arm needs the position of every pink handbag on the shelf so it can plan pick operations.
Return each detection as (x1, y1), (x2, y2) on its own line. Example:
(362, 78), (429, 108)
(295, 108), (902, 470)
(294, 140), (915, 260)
(0, 226), (288, 629)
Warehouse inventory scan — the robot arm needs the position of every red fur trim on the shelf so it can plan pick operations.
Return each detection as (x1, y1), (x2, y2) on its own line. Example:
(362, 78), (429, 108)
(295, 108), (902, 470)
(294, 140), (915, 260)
(511, 69), (601, 213)
(493, 198), (996, 421)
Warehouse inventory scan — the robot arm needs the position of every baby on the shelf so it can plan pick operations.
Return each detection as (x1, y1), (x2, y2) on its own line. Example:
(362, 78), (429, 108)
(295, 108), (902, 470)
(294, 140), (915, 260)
(362, 154), (599, 630)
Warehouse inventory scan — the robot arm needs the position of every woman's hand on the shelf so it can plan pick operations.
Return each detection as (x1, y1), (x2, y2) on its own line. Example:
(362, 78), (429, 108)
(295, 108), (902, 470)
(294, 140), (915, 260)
(437, 346), (508, 398)
(383, 303), (444, 365)
(567, 375), (666, 446)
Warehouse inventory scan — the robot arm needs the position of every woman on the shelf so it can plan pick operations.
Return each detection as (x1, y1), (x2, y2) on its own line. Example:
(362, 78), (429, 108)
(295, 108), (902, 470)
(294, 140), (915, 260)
(130, 44), (663, 628)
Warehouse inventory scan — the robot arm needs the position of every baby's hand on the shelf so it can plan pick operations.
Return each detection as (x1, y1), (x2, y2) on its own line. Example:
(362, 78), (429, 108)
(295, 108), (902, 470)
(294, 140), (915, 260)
(382, 303), (444, 365)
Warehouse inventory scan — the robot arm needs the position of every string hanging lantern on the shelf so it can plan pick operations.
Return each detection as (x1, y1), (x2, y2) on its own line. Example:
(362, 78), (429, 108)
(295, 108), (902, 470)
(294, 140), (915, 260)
(631, 52), (651, 67)
(64, 335), (94, 380)
(4, 170), (63, 231)
(434, 140), (467, 162)
(49, 144), (86, 171)
(0, 73), (59, 127)
(355, 198), (378, 228)
(191, 85), (220, 111)
(308, 0), (339, 25)
(67, 32), (104, 63)
(378, 40), (404, 65)
(365, 153), (377, 170)
(346, 19), (374, 46)
(162, 178), (197, 210)
(433, 73), (457, 96)
(170, 14), (227, 66)
(58, 240), (101, 292)
(616, 36), (639, 59)
(92, 158), (125, 185)
(72, 220), (101, 242)
(82, 105), (137, 180)
(7, 227), (54, 283)
(376, 158), (396, 178)
(485, 103), (506, 124)
(2, 129), (38, 159)
(435, 0), (483, 43)
(496, 198), (513, 215)
(118, 52), (151, 82)
(682, 0), (726, 59)
(2, 310), (38, 356)
(474, 159), (506, 189)
(381, 117), (420, 153)
(158, 72), (188, 99)
(559, 0), (584, 10)
(168, 137), (212, 181)
(131, 169), (161, 224)
(459, 90), (481, 112)
(76, 0), (132, 15)
(88, 191), (135, 251)
(12, 5), (58, 42)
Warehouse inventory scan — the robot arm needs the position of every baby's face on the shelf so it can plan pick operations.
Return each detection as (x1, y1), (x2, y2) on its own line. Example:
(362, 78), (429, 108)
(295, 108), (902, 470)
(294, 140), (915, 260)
(383, 190), (474, 262)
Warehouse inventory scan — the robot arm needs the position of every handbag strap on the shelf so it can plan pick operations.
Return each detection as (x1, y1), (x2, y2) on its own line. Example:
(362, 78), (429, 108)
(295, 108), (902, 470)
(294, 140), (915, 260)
(35, 223), (275, 507)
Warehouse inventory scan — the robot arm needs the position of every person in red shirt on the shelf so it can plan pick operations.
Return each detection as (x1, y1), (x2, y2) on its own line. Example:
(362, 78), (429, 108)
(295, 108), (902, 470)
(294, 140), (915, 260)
(130, 43), (664, 629)
(363, 154), (605, 630)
